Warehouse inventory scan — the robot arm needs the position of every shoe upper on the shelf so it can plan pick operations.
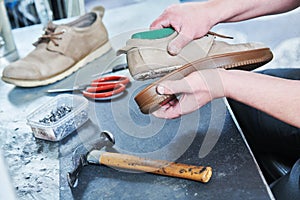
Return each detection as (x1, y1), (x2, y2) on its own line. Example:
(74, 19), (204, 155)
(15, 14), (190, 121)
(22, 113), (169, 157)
(117, 29), (269, 80)
(2, 9), (109, 81)
(117, 31), (214, 80)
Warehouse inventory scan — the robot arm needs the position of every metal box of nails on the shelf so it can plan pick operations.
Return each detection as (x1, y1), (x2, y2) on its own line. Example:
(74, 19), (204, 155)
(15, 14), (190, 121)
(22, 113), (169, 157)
(26, 94), (89, 141)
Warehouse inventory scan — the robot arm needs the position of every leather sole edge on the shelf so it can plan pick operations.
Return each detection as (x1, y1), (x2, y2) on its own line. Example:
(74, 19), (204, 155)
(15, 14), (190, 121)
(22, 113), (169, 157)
(135, 48), (273, 114)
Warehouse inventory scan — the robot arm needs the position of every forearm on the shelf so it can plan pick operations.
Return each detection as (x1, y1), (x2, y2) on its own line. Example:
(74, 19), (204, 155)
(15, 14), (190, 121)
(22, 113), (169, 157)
(219, 69), (300, 128)
(206, 0), (300, 24)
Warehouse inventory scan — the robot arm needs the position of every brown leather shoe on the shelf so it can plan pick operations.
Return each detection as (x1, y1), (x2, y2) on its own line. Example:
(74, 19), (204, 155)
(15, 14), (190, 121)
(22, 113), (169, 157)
(118, 28), (273, 81)
(135, 47), (273, 114)
(2, 6), (111, 87)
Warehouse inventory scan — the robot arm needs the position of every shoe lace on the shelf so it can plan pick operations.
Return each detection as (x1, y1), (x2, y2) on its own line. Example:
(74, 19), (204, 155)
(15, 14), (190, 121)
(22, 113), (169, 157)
(40, 29), (65, 46)
(33, 25), (65, 46)
(207, 31), (234, 39)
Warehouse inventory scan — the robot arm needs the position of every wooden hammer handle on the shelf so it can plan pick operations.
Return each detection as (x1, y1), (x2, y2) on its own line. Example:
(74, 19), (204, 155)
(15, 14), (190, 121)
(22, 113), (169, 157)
(99, 152), (212, 183)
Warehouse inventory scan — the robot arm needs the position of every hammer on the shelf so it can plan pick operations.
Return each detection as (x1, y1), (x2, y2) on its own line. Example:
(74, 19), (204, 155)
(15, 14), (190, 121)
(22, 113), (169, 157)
(67, 131), (212, 188)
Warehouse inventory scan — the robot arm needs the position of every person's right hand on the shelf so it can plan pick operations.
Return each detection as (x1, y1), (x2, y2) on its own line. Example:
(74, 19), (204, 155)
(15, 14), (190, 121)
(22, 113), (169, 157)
(150, 2), (217, 55)
(152, 69), (225, 119)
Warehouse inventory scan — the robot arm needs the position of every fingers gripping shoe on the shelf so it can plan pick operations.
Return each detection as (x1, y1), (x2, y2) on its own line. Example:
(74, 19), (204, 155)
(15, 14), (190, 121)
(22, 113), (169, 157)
(117, 28), (273, 81)
(2, 6), (111, 87)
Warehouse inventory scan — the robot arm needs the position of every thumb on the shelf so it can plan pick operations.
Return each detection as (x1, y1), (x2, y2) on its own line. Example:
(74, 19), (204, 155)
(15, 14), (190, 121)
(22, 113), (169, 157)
(156, 79), (191, 95)
(168, 31), (193, 55)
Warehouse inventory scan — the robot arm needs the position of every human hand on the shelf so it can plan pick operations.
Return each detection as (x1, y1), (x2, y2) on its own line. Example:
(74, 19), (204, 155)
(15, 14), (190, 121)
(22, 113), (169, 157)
(152, 69), (225, 119)
(150, 2), (217, 55)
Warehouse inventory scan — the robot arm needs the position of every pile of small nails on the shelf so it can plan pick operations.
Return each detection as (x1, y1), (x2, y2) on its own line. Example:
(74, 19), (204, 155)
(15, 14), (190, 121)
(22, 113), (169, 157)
(53, 110), (88, 138)
(39, 105), (73, 124)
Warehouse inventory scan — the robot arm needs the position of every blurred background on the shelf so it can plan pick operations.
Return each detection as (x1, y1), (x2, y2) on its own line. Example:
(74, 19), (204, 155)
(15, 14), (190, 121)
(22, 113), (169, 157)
(4, 0), (92, 29)
(4, 0), (148, 29)
(4, 0), (201, 29)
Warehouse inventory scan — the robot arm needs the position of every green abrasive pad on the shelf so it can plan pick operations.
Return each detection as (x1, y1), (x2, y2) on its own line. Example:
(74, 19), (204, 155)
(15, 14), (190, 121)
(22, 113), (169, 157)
(131, 28), (175, 39)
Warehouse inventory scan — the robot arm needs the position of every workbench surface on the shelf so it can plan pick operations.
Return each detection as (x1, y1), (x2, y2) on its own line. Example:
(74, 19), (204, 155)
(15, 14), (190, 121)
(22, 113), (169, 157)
(1, 0), (299, 199)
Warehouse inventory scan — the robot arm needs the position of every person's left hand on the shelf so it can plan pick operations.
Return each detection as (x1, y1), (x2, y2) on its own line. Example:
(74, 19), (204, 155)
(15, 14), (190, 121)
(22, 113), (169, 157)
(150, 2), (217, 55)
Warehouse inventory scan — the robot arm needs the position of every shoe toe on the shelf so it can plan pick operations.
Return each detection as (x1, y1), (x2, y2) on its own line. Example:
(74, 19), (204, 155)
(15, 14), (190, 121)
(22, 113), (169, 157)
(2, 61), (41, 80)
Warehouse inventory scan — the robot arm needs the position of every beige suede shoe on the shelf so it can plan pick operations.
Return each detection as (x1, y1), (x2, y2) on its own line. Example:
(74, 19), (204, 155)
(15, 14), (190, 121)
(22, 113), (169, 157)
(2, 6), (111, 87)
(117, 28), (273, 81)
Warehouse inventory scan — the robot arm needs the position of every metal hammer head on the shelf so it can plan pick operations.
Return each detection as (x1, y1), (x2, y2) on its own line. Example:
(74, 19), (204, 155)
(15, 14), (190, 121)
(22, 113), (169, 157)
(67, 131), (115, 188)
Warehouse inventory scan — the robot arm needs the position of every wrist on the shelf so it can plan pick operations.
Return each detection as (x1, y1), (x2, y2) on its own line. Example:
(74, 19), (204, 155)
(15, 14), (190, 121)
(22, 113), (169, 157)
(215, 68), (229, 98)
(188, 2), (222, 34)
(205, 0), (229, 25)
(206, 0), (255, 23)
(200, 69), (226, 100)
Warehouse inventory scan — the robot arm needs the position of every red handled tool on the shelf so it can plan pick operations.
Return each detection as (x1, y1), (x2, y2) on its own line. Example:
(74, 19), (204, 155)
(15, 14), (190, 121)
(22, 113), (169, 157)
(82, 75), (130, 99)
(46, 75), (130, 100)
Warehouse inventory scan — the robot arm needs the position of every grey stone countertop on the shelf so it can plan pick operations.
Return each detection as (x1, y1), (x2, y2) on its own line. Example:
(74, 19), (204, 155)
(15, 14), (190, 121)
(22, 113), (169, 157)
(0, 0), (299, 199)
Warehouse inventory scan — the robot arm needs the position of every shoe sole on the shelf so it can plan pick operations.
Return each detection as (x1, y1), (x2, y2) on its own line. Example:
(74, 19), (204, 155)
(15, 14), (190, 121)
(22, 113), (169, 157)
(2, 41), (112, 87)
(134, 48), (273, 114)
